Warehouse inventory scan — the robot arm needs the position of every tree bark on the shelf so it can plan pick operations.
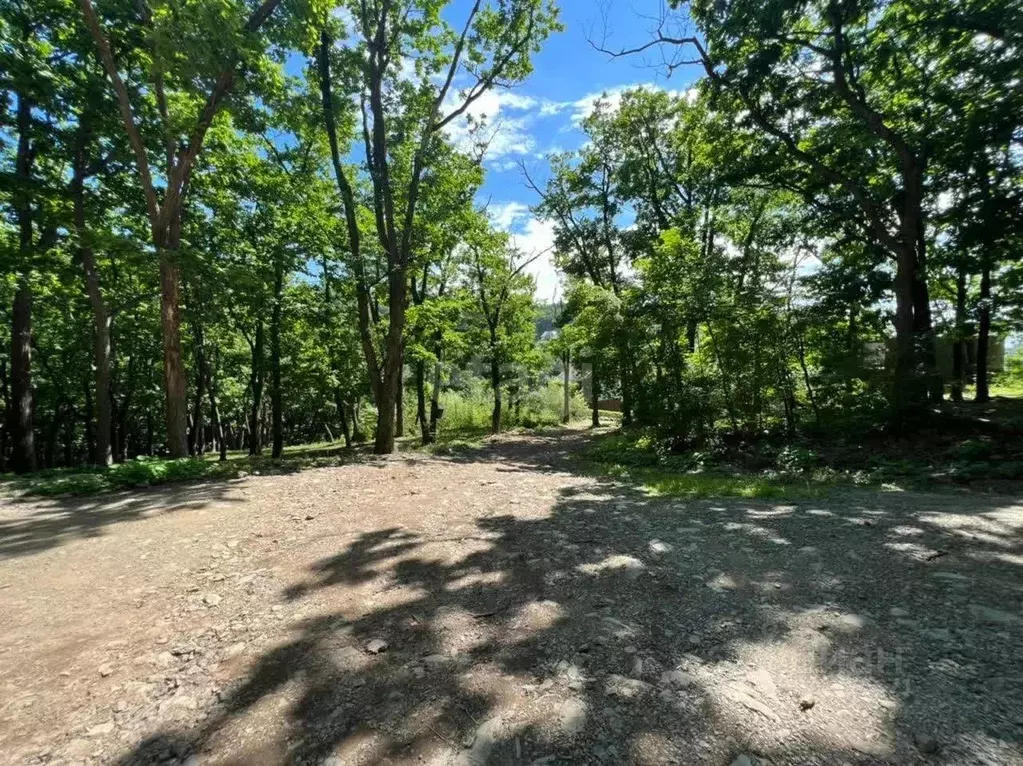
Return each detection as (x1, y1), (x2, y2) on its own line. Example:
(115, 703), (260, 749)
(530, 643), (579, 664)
(334, 389), (352, 448)
(591, 360), (600, 428)
(429, 342), (444, 440)
(271, 262), (284, 459)
(9, 280), (35, 474)
(248, 322), (264, 455)
(72, 114), (113, 467)
(976, 259), (992, 403)
(10, 91), (36, 474)
(562, 349), (571, 424)
(158, 244), (189, 456)
(415, 358), (432, 444)
(490, 354), (502, 434)
(206, 360), (227, 462)
(0, 360), (10, 473)
(189, 322), (207, 455)
(951, 264), (967, 402)
(395, 345), (404, 438)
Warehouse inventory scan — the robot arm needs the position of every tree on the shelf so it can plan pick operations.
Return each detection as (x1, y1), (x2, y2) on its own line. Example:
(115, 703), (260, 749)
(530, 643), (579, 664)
(78, 0), (288, 456)
(601, 0), (1021, 416)
(465, 229), (540, 433)
(315, 0), (559, 453)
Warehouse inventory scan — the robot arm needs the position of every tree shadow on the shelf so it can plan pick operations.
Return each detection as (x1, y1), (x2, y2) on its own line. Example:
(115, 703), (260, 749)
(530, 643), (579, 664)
(112, 445), (1023, 760)
(0, 480), (246, 561)
(58, 431), (1023, 764)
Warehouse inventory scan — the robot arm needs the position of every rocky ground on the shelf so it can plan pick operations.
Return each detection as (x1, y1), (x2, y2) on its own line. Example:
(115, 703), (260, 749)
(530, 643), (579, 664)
(0, 428), (1021, 765)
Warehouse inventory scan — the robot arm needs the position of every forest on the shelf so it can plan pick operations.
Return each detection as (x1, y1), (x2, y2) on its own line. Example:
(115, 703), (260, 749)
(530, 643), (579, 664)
(1, 0), (1021, 481)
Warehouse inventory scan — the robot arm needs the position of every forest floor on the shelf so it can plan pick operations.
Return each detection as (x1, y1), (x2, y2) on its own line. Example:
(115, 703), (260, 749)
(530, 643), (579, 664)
(1, 427), (1021, 766)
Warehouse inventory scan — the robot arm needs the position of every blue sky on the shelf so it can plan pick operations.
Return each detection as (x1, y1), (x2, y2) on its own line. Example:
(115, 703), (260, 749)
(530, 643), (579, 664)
(450, 0), (702, 299)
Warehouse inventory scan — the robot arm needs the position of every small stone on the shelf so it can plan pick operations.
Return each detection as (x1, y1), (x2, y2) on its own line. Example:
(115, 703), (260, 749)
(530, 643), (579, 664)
(304, 514), (316, 521)
(558, 699), (587, 735)
(365, 638), (389, 654)
(98, 664), (114, 678)
(746, 669), (778, 698)
(224, 642), (246, 659)
(799, 695), (816, 711)
(889, 607), (910, 618)
(659, 670), (696, 689)
(687, 633), (702, 647)
(649, 539), (673, 554)
(87, 721), (115, 737)
(159, 693), (197, 713)
(423, 653), (451, 669)
(202, 593), (222, 607)
(730, 756), (753, 766)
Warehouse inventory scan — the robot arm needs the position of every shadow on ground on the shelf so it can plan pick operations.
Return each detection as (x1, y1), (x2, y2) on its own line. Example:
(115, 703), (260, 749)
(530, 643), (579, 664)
(0, 481), (246, 561)
(54, 432), (1023, 764)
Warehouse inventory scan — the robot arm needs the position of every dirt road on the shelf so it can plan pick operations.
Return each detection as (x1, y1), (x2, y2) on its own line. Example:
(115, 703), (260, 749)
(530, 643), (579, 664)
(1, 430), (1021, 765)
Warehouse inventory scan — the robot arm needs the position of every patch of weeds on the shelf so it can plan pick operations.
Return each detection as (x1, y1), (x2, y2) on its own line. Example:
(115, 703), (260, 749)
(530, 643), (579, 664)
(601, 464), (832, 500)
(14, 457), (232, 496)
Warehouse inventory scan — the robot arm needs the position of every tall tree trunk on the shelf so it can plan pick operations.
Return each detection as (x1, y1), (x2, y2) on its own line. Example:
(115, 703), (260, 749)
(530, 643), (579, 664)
(395, 345), (404, 438)
(891, 243), (920, 417)
(271, 263), (284, 459)
(562, 349), (571, 424)
(72, 118), (113, 467)
(45, 400), (63, 469)
(334, 389), (352, 448)
(0, 360), (10, 472)
(248, 322), (264, 455)
(591, 360), (600, 428)
(10, 91), (35, 474)
(189, 322), (207, 455)
(64, 403), (76, 467)
(374, 279), (406, 454)
(913, 227), (941, 403)
(429, 341), (443, 440)
(158, 231), (189, 457)
(10, 281), (35, 473)
(951, 264), (967, 403)
(490, 355), (502, 434)
(976, 260), (992, 403)
(206, 361), (227, 462)
(618, 333), (633, 426)
(415, 358), (431, 444)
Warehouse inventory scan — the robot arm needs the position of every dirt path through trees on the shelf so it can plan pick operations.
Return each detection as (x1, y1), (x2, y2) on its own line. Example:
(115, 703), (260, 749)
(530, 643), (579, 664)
(1, 430), (1021, 765)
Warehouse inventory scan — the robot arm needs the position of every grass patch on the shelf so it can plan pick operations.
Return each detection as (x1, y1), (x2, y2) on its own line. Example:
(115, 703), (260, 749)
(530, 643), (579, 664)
(597, 463), (836, 500)
(583, 429), (870, 500)
(7, 457), (235, 497)
(1, 424), (513, 497)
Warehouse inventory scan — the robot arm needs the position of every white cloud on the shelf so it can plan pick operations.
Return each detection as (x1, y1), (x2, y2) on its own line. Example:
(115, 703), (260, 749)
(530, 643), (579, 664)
(514, 217), (560, 300)
(535, 83), (693, 128)
(442, 88), (542, 163)
(488, 201), (530, 230)
(489, 201), (560, 300)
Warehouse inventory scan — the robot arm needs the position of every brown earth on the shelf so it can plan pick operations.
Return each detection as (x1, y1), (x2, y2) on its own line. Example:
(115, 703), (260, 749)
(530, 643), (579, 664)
(0, 428), (1021, 766)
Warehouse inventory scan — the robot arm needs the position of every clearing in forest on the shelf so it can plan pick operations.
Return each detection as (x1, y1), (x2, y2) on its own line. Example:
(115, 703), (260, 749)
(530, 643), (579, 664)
(0, 429), (1021, 765)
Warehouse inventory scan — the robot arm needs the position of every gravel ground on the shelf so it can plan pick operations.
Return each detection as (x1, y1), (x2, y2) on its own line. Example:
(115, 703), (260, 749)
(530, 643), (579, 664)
(0, 428), (1021, 766)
